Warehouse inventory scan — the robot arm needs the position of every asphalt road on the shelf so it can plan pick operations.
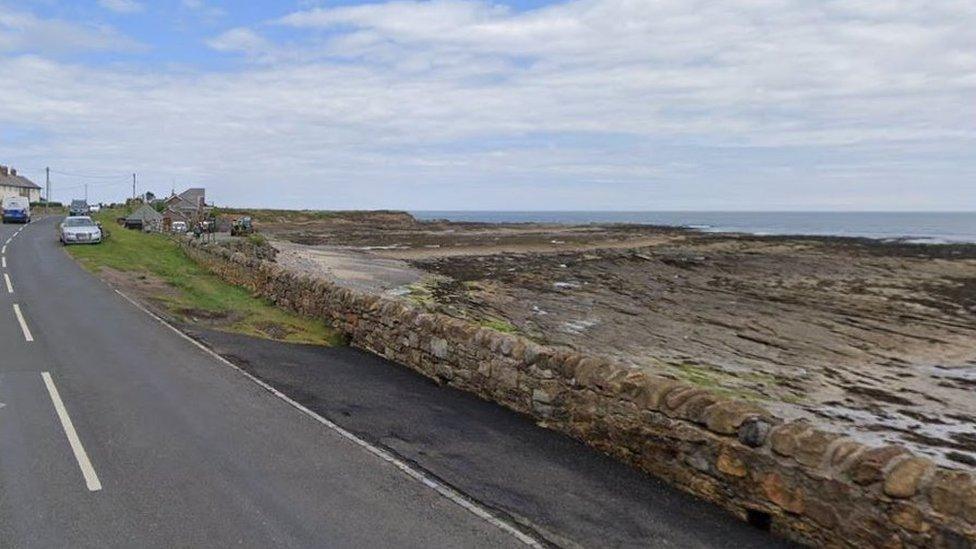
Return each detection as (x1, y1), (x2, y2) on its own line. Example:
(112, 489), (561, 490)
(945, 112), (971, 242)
(0, 216), (787, 548)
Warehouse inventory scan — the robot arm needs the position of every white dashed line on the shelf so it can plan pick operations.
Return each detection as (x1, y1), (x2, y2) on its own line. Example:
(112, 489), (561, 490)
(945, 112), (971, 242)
(2, 256), (6, 268)
(42, 372), (103, 492)
(3, 273), (12, 293)
(12, 304), (33, 342)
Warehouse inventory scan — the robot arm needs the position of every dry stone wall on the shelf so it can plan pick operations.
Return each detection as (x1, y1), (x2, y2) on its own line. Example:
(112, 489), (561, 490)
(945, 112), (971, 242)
(183, 240), (976, 548)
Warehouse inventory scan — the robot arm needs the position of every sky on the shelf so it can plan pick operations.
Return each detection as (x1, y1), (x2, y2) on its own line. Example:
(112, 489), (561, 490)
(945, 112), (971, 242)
(0, 0), (974, 210)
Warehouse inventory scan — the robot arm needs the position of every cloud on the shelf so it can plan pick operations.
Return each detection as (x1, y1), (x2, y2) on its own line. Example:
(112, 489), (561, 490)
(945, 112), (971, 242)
(0, 9), (142, 53)
(207, 28), (272, 57)
(98, 0), (145, 14)
(180, 0), (225, 19)
(1, 0), (974, 209)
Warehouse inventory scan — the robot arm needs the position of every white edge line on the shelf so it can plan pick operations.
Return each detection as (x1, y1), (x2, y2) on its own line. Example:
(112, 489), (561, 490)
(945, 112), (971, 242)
(12, 304), (33, 342)
(41, 372), (103, 492)
(111, 288), (542, 548)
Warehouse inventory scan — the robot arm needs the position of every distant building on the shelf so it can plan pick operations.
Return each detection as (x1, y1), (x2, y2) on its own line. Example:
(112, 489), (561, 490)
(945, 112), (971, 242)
(0, 165), (42, 202)
(125, 204), (163, 232)
(165, 188), (210, 220)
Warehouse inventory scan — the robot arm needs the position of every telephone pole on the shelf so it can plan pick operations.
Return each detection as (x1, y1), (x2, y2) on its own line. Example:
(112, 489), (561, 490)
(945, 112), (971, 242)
(132, 173), (136, 201)
(84, 183), (88, 202)
(45, 167), (50, 213)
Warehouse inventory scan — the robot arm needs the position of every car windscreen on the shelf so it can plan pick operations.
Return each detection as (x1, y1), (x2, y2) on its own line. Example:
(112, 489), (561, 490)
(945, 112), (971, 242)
(65, 218), (95, 227)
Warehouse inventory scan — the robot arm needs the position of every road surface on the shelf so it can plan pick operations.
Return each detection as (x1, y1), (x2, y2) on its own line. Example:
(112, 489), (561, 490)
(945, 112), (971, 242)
(0, 217), (785, 547)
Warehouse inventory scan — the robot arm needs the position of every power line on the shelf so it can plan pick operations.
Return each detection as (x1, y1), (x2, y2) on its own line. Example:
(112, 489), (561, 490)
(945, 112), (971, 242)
(49, 169), (133, 180)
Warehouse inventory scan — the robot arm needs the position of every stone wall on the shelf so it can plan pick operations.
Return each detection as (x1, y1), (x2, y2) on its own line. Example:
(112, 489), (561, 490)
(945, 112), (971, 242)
(183, 240), (976, 548)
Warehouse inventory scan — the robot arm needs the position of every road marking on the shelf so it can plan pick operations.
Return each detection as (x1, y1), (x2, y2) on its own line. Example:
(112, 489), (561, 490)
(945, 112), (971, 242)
(41, 372), (103, 492)
(2, 256), (6, 268)
(12, 304), (33, 342)
(3, 273), (11, 293)
(1, 245), (5, 254)
(112, 288), (543, 547)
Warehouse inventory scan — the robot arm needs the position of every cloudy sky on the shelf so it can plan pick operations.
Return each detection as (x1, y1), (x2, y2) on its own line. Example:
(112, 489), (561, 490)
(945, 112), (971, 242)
(0, 0), (973, 210)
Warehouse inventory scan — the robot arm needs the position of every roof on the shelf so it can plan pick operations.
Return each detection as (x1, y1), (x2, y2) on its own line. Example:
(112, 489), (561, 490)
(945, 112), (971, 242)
(166, 188), (208, 212)
(179, 188), (205, 204)
(162, 207), (191, 221)
(127, 204), (163, 223)
(0, 170), (41, 190)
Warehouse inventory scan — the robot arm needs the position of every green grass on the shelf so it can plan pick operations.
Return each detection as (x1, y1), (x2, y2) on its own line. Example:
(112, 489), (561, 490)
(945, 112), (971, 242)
(667, 362), (784, 403)
(67, 209), (342, 346)
(480, 318), (519, 334)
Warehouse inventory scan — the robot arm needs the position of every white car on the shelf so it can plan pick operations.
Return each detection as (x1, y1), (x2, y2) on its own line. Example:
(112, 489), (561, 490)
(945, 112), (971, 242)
(59, 216), (103, 245)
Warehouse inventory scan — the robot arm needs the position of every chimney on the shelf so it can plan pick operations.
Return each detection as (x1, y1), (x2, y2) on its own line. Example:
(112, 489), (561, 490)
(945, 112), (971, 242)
(10, 168), (16, 176)
(0, 165), (7, 177)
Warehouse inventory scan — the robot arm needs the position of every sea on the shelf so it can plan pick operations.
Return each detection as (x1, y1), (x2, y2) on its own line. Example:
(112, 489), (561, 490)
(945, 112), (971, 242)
(411, 211), (976, 244)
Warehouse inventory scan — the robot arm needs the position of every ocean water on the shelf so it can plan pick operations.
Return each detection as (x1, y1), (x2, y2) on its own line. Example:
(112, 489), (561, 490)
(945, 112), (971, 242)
(411, 211), (976, 244)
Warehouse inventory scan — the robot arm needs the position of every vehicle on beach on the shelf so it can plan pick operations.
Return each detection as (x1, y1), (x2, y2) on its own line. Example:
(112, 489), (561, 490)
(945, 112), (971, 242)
(69, 199), (90, 216)
(2, 196), (31, 223)
(59, 216), (103, 245)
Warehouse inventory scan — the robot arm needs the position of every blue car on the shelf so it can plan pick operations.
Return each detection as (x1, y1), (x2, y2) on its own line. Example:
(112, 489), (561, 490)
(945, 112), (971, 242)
(1, 196), (30, 223)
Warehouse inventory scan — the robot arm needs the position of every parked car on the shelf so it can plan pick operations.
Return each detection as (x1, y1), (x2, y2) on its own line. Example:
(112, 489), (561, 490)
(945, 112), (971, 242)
(89, 204), (101, 213)
(171, 221), (188, 233)
(1, 196), (30, 223)
(59, 216), (103, 245)
(68, 199), (90, 216)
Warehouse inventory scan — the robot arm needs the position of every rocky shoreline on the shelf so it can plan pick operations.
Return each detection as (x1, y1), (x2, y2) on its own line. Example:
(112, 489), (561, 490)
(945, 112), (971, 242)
(224, 210), (976, 468)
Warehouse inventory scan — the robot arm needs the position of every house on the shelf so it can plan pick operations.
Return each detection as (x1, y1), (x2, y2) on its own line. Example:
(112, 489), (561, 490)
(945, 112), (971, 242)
(161, 207), (191, 232)
(0, 165), (42, 203)
(125, 204), (163, 232)
(164, 188), (210, 221)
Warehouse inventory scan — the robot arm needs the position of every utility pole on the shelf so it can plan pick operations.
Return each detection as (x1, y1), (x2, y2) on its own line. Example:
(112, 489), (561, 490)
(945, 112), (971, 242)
(132, 173), (136, 202)
(45, 167), (50, 213)
(84, 183), (88, 203)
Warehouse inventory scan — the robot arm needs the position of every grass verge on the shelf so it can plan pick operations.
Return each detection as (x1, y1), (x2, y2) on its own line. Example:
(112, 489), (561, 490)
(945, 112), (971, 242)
(66, 209), (342, 346)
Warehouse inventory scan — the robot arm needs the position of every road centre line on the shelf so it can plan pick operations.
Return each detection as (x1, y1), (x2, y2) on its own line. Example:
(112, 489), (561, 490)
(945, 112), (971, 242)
(112, 288), (542, 547)
(12, 304), (33, 342)
(2, 256), (6, 268)
(4, 273), (11, 293)
(41, 372), (103, 492)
